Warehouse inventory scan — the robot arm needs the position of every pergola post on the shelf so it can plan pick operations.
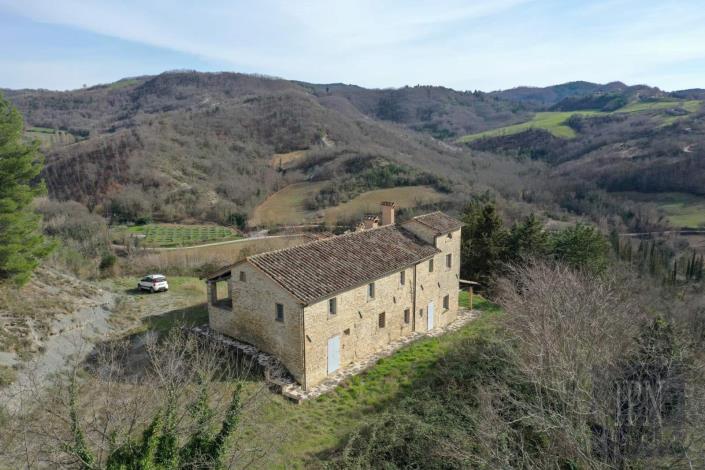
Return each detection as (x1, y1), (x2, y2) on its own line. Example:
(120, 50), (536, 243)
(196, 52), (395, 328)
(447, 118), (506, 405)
(207, 281), (218, 305)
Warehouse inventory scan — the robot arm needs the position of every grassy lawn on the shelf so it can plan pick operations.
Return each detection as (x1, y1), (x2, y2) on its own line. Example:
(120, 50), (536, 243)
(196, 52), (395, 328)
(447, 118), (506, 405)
(615, 192), (705, 228)
(457, 99), (703, 143)
(114, 223), (241, 247)
(101, 276), (208, 334)
(244, 295), (501, 468)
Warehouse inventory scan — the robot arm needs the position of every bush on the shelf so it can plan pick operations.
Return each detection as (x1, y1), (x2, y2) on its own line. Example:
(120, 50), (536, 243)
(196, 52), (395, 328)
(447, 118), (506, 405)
(99, 253), (117, 271)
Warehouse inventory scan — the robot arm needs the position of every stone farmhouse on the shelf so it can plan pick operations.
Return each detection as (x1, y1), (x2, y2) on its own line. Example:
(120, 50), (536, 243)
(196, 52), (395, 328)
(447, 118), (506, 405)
(205, 203), (462, 390)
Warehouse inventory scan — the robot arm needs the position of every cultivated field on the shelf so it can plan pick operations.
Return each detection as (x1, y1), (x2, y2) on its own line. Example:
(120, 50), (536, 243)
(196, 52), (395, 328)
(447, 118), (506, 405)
(269, 149), (308, 169)
(616, 191), (705, 228)
(457, 99), (703, 142)
(323, 186), (446, 222)
(114, 224), (241, 247)
(24, 127), (76, 149)
(250, 183), (446, 227)
(457, 111), (597, 142)
(249, 182), (329, 227)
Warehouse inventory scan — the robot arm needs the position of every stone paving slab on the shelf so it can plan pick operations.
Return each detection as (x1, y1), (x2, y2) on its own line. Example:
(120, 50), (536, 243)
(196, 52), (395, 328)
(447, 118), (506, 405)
(191, 308), (478, 403)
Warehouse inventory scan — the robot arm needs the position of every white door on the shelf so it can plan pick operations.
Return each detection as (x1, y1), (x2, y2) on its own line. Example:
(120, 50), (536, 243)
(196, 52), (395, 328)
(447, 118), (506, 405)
(327, 335), (340, 374)
(427, 301), (435, 330)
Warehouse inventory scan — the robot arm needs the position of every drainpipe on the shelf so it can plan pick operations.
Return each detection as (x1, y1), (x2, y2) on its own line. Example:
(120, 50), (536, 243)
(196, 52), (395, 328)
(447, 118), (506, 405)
(412, 264), (417, 332)
(301, 303), (307, 391)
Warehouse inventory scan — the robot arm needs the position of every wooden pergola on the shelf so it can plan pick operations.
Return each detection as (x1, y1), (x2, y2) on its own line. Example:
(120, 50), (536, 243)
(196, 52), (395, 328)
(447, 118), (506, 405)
(459, 279), (480, 309)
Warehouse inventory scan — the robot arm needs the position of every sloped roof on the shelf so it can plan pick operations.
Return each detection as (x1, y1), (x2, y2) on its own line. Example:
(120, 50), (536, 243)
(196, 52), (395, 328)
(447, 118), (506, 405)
(248, 225), (439, 304)
(405, 211), (463, 235)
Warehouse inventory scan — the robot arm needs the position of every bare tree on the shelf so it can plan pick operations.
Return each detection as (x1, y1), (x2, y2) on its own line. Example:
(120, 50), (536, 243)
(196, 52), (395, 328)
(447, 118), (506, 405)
(0, 330), (285, 468)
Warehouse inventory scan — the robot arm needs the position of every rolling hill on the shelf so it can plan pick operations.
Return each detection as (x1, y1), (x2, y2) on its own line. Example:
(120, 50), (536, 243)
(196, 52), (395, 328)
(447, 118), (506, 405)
(5, 72), (705, 231)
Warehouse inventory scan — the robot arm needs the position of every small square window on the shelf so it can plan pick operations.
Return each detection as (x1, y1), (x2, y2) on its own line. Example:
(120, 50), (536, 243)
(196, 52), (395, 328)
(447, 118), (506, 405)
(344, 328), (351, 335)
(329, 297), (337, 315)
(446, 254), (452, 269)
(239, 271), (246, 282)
(275, 303), (284, 322)
(368, 282), (375, 299)
(404, 308), (410, 324)
(429, 259), (434, 272)
(443, 294), (450, 310)
(378, 312), (386, 328)
(400, 270), (405, 286)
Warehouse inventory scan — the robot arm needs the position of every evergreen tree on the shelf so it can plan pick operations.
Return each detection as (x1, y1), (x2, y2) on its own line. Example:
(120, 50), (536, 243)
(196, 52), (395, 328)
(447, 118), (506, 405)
(550, 223), (609, 273)
(508, 213), (549, 262)
(0, 94), (52, 284)
(460, 202), (509, 285)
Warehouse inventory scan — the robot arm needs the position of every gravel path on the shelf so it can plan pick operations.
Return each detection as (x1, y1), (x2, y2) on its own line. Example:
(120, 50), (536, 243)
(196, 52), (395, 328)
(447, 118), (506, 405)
(1, 291), (116, 412)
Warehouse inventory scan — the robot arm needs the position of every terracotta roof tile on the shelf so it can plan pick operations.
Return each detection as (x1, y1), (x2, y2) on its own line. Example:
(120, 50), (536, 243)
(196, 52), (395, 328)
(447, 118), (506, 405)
(248, 225), (439, 304)
(406, 211), (463, 235)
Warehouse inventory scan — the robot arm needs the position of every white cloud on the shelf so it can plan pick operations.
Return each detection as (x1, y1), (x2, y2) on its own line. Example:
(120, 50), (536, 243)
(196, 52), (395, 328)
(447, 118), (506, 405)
(2, 0), (705, 90)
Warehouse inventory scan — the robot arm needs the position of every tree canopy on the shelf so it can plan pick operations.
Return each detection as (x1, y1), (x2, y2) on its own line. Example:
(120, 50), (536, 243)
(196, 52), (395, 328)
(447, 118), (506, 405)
(0, 94), (52, 284)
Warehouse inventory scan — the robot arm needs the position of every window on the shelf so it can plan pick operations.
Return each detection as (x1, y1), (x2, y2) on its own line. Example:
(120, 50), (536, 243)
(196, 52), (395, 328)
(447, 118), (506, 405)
(446, 254), (452, 269)
(443, 294), (450, 310)
(378, 312), (386, 328)
(275, 303), (284, 322)
(404, 308), (410, 324)
(400, 270), (405, 286)
(429, 259), (434, 272)
(344, 328), (351, 335)
(239, 271), (246, 282)
(368, 282), (375, 299)
(329, 297), (337, 315)
(419, 308), (424, 317)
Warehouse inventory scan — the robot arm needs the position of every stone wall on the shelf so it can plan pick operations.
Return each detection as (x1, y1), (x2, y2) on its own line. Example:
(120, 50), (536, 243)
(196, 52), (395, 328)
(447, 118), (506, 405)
(302, 266), (417, 389)
(301, 227), (461, 389)
(208, 262), (305, 384)
(208, 227), (462, 391)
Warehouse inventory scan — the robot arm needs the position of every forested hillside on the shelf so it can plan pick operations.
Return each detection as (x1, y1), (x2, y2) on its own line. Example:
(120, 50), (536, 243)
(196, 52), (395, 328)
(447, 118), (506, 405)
(4, 71), (705, 233)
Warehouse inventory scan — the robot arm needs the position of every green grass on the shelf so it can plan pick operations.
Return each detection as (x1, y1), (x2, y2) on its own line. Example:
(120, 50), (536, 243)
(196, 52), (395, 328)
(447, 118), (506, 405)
(251, 183), (445, 226)
(116, 224), (241, 247)
(616, 192), (705, 228)
(108, 78), (140, 90)
(457, 111), (601, 142)
(245, 295), (502, 468)
(0, 365), (17, 387)
(101, 276), (208, 334)
(27, 126), (58, 134)
(615, 99), (702, 113)
(457, 99), (703, 143)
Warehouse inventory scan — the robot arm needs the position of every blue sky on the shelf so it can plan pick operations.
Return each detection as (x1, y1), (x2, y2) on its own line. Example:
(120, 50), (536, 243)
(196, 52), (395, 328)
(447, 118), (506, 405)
(2, 0), (705, 91)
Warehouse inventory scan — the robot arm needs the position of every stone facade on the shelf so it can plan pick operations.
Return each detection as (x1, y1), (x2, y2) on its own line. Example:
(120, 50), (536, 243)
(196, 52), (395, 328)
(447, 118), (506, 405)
(206, 214), (462, 391)
(208, 263), (305, 384)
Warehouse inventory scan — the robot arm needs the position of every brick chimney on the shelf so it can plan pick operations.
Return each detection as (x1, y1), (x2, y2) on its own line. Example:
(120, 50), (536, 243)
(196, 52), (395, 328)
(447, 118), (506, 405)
(380, 201), (396, 226)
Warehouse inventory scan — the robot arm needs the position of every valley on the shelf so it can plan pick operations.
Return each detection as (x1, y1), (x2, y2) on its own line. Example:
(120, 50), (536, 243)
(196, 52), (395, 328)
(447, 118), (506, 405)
(3, 71), (705, 468)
